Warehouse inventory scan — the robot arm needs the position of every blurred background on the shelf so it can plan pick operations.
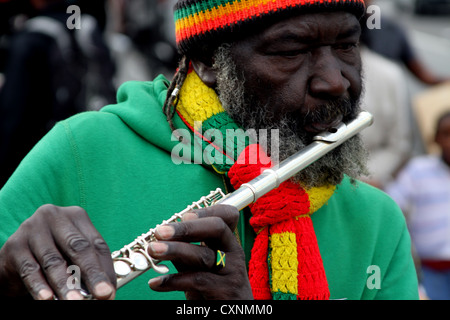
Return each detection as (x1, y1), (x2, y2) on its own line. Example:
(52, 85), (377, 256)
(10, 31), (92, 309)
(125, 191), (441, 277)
(0, 0), (180, 188)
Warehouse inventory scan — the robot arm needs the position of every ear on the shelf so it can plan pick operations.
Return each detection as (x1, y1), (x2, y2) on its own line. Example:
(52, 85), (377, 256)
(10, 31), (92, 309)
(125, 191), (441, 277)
(191, 59), (217, 88)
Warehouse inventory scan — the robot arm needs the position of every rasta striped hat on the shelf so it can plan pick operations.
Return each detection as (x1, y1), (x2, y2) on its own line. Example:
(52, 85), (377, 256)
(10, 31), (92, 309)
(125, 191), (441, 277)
(174, 0), (366, 57)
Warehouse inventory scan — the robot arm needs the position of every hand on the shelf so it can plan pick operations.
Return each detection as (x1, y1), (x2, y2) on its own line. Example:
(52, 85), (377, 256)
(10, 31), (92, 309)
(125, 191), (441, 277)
(0, 205), (116, 300)
(147, 205), (253, 300)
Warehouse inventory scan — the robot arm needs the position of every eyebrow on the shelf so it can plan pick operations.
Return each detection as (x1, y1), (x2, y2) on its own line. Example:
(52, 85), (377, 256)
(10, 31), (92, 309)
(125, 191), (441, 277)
(261, 24), (361, 45)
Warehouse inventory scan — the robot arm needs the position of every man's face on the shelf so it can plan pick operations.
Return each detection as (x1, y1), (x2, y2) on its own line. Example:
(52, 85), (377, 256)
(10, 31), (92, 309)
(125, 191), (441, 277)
(229, 11), (362, 131)
(213, 11), (368, 188)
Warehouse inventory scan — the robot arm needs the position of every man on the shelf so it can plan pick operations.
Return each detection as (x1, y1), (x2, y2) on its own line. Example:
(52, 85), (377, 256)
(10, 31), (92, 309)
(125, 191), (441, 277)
(0, 0), (419, 300)
(386, 111), (450, 300)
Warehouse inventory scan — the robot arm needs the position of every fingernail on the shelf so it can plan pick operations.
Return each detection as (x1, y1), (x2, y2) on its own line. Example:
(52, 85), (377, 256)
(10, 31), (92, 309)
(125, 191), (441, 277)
(155, 225), (174, 240)
(150, 242), (168, 255)
(148, 276), (164, 288)
(182, 212), (198, 221)
(37, 289), (53, 300)
(94, 281), (114, 298)
(66, 290), (84, 300)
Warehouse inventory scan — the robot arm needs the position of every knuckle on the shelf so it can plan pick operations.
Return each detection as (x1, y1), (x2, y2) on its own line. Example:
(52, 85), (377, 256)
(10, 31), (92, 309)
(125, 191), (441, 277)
(221, 205), (240, 228)
(36, 204), (59, 219)
(200, 249), (215, 269)
(19, 219), (33, 232)
(18, 259), (40, 280)
(66, 235), (91, 253)
(192, 272), (210, 288)
(174, 222), (189, 238)
(221, 204), (240, 218)
(41, 251), (66, 271)
(92, 238), (110, 256)
(209, 217), (228, 234)
(66, 206), (89, 218)
(206, 205), (239, 229)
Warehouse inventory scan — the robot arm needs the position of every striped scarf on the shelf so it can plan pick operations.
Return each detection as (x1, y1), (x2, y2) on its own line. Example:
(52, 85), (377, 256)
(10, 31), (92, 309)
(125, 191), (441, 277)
(174, 67), (334, 300)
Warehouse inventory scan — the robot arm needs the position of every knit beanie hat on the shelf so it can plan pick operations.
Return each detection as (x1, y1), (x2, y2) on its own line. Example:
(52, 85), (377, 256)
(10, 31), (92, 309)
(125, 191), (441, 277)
(174, 0), (366, 57)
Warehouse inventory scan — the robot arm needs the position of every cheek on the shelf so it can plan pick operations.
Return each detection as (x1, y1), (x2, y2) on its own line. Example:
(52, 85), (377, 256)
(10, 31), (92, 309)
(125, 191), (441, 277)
(342, 52), (363, 99)
(345, 66), (363, 100)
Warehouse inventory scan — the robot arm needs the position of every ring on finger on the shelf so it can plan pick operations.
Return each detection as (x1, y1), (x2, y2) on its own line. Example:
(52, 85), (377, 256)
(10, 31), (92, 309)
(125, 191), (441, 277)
(213, 250), (226, 272)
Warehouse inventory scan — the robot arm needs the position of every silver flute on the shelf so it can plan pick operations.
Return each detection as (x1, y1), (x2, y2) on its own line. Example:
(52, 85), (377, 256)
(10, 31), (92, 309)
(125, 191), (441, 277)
(98, 111), (374, 295)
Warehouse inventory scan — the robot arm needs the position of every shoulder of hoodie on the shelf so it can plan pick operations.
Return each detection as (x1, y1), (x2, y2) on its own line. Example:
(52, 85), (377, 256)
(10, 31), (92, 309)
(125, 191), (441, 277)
(321, 176), (407, 230)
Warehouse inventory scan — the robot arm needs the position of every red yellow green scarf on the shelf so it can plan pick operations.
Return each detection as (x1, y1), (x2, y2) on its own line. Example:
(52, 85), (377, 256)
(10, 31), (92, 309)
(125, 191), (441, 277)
(174, 67), (334, 300)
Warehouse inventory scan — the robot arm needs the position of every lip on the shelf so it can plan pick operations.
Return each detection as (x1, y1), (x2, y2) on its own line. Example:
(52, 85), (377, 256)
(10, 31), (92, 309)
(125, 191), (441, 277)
(303, 115), (344, 134)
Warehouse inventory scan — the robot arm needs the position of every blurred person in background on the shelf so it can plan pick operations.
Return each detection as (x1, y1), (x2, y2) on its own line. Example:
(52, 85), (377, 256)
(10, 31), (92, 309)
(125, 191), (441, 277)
(362, 0), (450, 86)
(386, 111), (450, 300)
(110, 0), (179, 79)
(359, 45), (413, 189)
(0, 0), (116, 189)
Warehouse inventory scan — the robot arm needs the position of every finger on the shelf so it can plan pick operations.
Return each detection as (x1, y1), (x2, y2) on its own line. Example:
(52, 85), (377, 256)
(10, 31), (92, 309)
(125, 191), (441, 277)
(149, 272), (239, 300)
(183, 205), (240, 231)
(1, 209), (80, 300)
(44, 207), (115, 300)
(3, 219), (58, 300)
(155, 217), (239, 252)
(69, 208), (116, 289)
(28, 227), (83, 300)
(10, 248), (55, 300)
(148, 241), (216, 272)
(148, 272), (215, 293)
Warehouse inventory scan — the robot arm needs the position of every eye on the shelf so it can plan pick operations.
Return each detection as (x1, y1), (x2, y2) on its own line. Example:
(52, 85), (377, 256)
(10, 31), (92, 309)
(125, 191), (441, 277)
(266, 49), (308, 58)
(334, 42), (359, 52)
(279, 50), (307, 57)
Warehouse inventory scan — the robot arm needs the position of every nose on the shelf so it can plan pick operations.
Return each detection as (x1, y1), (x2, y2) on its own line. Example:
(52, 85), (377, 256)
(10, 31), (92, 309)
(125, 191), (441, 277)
(308, 47), (350, 99)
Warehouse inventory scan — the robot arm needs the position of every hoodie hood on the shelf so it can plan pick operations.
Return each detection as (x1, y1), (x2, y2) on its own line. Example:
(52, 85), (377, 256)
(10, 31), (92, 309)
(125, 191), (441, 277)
(100, 75), (190, 155)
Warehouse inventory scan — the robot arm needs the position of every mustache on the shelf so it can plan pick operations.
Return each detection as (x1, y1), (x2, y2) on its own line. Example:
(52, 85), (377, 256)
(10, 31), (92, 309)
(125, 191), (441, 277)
(284, 97), (361, 140)
(301, 97), (359, 127)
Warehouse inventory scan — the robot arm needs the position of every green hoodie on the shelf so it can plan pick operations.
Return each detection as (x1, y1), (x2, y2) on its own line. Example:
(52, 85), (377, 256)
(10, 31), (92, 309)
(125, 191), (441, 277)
(0, 76), (419, 300)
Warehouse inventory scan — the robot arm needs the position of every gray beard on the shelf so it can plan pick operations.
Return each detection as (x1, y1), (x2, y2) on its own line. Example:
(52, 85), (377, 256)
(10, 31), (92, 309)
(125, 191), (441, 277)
(213, 44), (369, 188)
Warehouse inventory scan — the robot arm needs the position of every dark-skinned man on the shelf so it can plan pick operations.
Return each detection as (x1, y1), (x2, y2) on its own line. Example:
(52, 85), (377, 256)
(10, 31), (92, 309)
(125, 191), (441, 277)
(0, 0), (419, 300)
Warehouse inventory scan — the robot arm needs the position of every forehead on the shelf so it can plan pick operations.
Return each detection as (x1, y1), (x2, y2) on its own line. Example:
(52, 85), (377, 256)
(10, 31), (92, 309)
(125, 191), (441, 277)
(244, 11), (361, 44)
